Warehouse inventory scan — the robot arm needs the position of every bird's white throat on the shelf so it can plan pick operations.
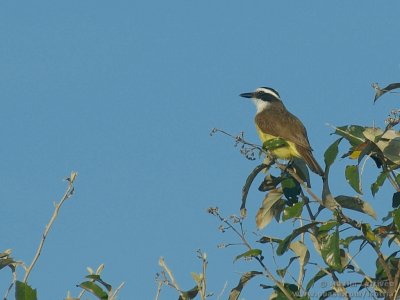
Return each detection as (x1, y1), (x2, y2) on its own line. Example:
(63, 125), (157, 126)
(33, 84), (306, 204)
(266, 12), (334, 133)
(252, 98), (271, 113)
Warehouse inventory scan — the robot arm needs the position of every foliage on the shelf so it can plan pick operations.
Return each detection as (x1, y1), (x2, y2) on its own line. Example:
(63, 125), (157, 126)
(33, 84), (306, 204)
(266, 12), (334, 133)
(156, 86), (400, 299)
(1, 172), (124, 300)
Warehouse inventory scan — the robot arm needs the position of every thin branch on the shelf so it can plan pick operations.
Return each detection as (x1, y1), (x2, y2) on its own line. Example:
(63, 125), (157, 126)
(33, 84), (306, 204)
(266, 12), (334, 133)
(23, 172), (77, 283)
(3, 265), (17, 300)
(300, 190), (316, 222)
(210, 209), (295, 300)
(216, 281), (228, 300)
(158, 257), (184, 297)
(109, 282), (125, 300)
(386, 169), (400, 192)
(331, 272), (350, 300)
(279, 163), (324, 206)
(393, 278), (400, 300)
(197, 250), (208, 300)
(154, 280), (163, 300)
(213, 128), (324, 207)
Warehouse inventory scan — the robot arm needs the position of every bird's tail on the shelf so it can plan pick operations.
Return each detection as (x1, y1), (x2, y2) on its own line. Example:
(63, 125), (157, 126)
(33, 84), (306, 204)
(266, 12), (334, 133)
(296, 146), (325, 177)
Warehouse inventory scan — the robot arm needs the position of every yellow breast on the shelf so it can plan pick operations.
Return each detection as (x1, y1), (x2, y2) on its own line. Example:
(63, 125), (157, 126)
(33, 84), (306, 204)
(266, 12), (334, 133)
(255, 125), (301, 159)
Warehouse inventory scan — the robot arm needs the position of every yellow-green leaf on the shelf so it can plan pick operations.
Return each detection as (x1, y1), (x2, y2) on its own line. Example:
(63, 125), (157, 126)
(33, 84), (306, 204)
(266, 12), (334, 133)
(324, 138), (342, 169)
(345, 165), (362, 194)
(78, 282), (108, 300)
(371, 172), (387, 197)
(15, 281), (37, 300)
(320, 229), (343, 272)
(282, 202), (303, 221)
(234, 249), (262, 263)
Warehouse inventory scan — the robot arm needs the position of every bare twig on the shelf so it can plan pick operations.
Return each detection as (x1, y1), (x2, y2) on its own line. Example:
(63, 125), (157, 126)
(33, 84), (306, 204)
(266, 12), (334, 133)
(109, 282), (125, 300)
(3, 264), (17, 300)
(209, 208), (295, 300)
(385, 169), (400, 192)
(216, 281), (228, 300)
(393, 277), (400, 300)
(158, 257), (184, 297)
(23, 172), (77, 283)
(331, 271), (350, 299)
(154, 280), (163, 300)
(197, 250), (208, 300)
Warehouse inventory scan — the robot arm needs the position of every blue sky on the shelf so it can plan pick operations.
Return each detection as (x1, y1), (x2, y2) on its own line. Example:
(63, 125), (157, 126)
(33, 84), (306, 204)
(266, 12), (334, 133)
(0, 1), (399, 299)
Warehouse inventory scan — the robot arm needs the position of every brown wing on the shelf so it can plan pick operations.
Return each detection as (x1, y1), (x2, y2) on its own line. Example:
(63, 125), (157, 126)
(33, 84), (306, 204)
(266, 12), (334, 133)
(255, 105), (313, 151)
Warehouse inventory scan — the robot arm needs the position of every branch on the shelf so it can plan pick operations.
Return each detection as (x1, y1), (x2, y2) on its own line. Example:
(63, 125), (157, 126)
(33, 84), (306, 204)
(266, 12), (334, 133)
(154, 280), (163, 300)
(22, 172), (77, 283)
(3, 264), (17, 300)
(386, 169), (400, 192)
(158, 257), (184, 298)
(208, 208), (295, 300)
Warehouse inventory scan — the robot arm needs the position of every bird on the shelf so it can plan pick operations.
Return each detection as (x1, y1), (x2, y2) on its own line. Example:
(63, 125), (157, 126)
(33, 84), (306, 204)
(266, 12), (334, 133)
(240, 87), (324, 177)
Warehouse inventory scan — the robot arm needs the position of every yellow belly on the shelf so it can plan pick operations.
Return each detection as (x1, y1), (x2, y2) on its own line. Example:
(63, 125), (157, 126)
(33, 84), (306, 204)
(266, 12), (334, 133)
(256, 126), (301, 159)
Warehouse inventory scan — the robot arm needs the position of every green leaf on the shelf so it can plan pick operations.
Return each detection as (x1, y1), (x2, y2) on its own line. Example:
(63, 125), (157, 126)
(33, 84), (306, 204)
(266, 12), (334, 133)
(86, 274), (112, 292)
(241, 163), (269, 217)
(228, 271), (262, 300)
(324, 138), (342, 169)
(281, 176), (301, 205)
(394, 209), (400, 232)
(334, 125), (366, 146)
(392, 192), (400, 208)
(257, 236), (282, 244)
(396, 173), (400, 185)
(234, 249), (262, 263)
(178, 286), (199, 300)
(78, 281), (108, 300)
(361, 223), (376, 243)
(270, 284), (300, 300)
(320, 228), (343, 271)
(375, 256), (388, 281)
(15, 281), (37, 300)
(319, 220), (338, 233)
(263, 137), (288, 150)
(306, 269), (329, 291)
(334, 195), (376, 219)
(277, 223), (318, 256)
(282, 202), (303, 221)
(371, 172), (387, 197)
(256, 189), (285, 229)
(345, 165), (362, 194)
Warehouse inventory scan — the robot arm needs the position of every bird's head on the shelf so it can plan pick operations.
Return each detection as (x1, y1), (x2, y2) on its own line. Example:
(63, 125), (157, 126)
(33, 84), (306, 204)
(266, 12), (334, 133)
(240, 87), (281, 113)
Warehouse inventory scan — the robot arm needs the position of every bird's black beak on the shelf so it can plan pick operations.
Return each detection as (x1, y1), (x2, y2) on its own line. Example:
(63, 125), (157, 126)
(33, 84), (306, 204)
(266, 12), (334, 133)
(240, 92), (254, 98)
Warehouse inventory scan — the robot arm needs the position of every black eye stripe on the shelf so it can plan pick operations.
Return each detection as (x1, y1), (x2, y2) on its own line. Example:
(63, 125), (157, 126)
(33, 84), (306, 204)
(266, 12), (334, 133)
(256, 91), (280, 102)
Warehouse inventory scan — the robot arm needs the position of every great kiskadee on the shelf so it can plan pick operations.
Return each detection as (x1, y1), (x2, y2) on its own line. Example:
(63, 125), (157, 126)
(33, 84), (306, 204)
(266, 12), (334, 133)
(240, 87), (324, 177)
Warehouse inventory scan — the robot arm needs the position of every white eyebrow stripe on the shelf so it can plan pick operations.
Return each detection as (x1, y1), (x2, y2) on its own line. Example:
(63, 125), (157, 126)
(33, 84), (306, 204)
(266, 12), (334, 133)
(255, 87), (280, 99)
